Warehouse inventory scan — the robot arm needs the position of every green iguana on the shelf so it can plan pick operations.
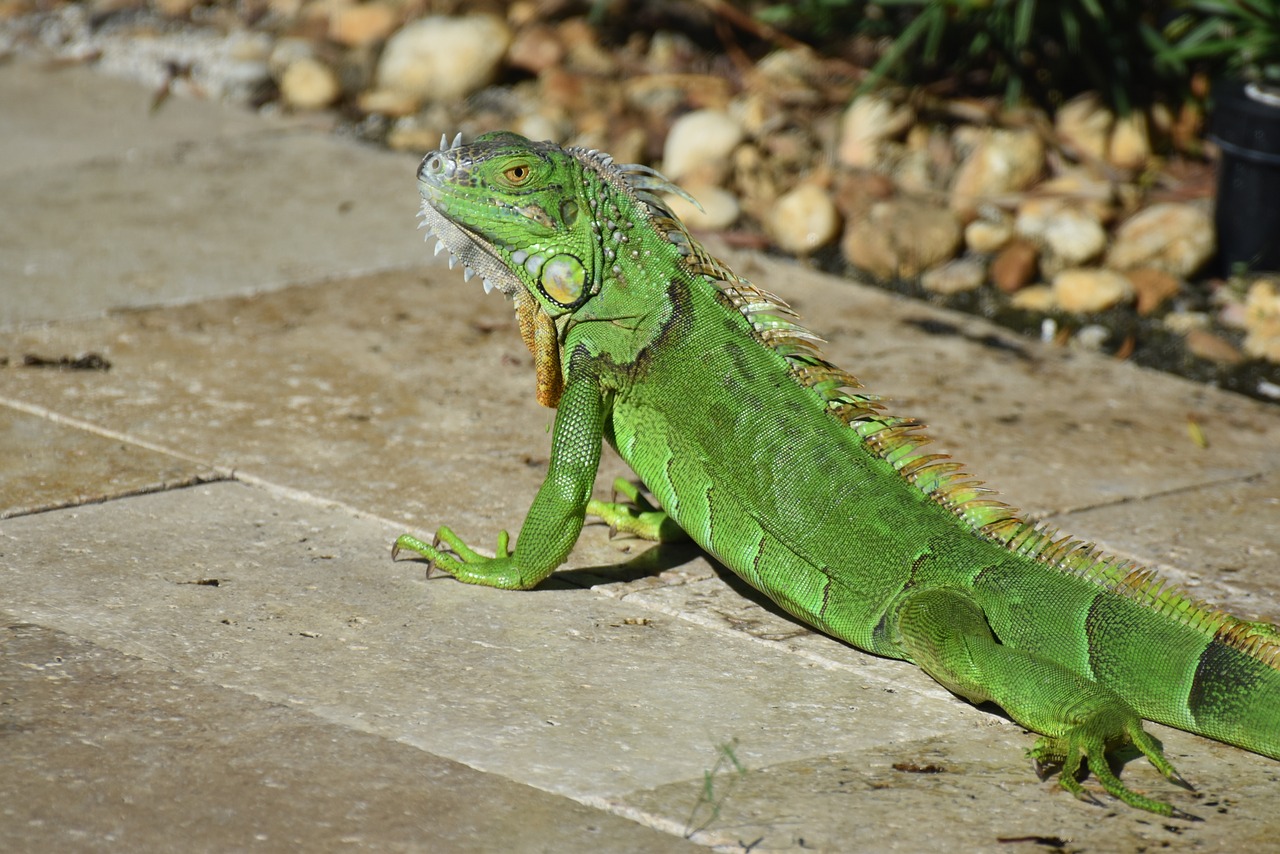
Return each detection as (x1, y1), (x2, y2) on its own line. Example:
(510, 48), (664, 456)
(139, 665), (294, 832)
(394, 131), (1280, 817)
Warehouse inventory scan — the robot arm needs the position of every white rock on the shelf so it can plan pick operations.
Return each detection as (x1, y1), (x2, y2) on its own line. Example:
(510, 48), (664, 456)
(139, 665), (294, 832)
(1071, 324), (1111, 351)
(838, 95), (915, 169)
(920, 258), (986, 295)
(1105, 203), (1215, 276)
(1052, 268), (1135, 313)
(662, 109), (743, 183)
(665, 184), (741, 231)
(1056, 92), (1113, 162)
(279, 57), (341, 110)
(376, 15), (511, 103)
(964, 218), (1013, 253)
(950, 129), (1044, 214)
(1041, 208), (1107, 269)
(766, 182), (840, 254)
(1010, 284), (1057, 312)
(268, 37), (315, 79)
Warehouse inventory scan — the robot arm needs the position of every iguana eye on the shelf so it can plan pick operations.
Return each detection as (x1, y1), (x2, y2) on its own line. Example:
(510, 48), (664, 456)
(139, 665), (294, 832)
(504, 164), (532, 185)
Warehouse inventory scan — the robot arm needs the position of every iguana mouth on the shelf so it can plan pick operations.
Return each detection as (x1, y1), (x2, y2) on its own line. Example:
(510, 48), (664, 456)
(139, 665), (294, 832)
(416, 133), (524, 298)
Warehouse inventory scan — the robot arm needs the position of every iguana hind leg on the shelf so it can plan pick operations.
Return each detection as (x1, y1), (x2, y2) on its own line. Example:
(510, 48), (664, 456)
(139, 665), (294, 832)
(587, 478), (688, 542)
(894, 587), (1195, 818)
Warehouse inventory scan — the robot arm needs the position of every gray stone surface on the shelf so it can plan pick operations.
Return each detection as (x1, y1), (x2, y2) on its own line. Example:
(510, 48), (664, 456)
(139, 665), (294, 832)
(1, 57), (1279, 852)
(1047, 471), (1280, 624)
(0, 620), (699, 853)
(0, 403), (215, 519)
(0, 62), (424, 330)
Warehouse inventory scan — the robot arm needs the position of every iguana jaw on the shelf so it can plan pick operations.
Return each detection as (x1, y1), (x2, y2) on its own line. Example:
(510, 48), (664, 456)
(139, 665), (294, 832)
(416, 134), (524, 299)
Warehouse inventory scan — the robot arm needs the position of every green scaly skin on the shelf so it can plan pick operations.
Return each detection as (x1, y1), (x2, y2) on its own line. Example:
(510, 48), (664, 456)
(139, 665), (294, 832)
(394, 131), (1280, 817)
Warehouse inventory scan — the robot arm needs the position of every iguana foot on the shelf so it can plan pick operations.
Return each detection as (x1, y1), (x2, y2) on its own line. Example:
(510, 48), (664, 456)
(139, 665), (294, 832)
(392, 528), (536, 589)
(586, 478), (688, 542)
(1029, 716), (1199, 819)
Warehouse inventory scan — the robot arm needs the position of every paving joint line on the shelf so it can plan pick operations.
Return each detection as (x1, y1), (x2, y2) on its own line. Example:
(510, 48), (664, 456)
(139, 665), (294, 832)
(1047, 470), (1270, 518)
(0, 471), (229, 520)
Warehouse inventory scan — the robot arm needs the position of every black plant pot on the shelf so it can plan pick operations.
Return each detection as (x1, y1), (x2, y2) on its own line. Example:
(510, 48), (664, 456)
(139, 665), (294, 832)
(1211, 79), (1280, 275)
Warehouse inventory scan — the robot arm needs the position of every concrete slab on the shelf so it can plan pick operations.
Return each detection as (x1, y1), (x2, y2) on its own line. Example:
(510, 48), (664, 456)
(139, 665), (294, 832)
(0, 62), (426, 330)
(1048, 471), (1280, 623)
(0, 61), (276, 175)
(0, 402), (215, 518)
(0, 620), (699, 853)
(5, 483), (1275, 849)
(0, 260), (1275, 570)
(0, 134), (424, 329)
(0, 482), (980, 806)
(621, 729), (1280, 851)
(741, 252), (1280, 515)
(0, 270), (636, 564)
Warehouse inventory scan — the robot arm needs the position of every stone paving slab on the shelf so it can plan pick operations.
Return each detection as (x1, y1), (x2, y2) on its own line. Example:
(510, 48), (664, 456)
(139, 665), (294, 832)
(0, 62), (424, 330)
(0, 403), (216, 519)
(620, 727), (1280, 852)
(0, 620), (699, 853)
(1047, 471), (1280, 623)
(2, 263), (1276, 550)
(0, 483), (979, 804)
(7, 482), (1276, 850)
(0, 62), (273, 174)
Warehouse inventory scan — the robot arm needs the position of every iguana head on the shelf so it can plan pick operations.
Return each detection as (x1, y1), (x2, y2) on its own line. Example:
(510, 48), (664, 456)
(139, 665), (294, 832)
(417, 131), (599, 313)
(417, 131), (696, 407)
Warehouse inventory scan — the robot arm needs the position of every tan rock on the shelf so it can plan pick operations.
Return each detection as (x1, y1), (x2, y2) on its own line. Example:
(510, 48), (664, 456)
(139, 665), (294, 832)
(1017, 170), (1114, 228)
(990, 239), (1039, 293)
(1108, 111), (1151, 170)
(950, 129), (1044, 214)
(666, 184), (741, 232)
(1186, 329), (1245, 365)
(964, 218), (1013, 254)
(153, 0), (198, 16)
(357, 88), (420, 117)
(1010, 284), (1056, 312)
(841, 199), (962, 280)
(1052, 268), (1135, 313)
(507, 23), (564, 74)
(280, 57), (342, 110)
(376, 15), (511, 103)
(838, 95), (915, 169)
(662, 109), (743, 184)
(920, 258), (986, 295)
(1040, 208), (1107, 273)
(558, 17), (617, 76)
(329, 2), (398, 48)
(1105, 203), (1214, 277)
(1056, 92), (1112, 162)
(1125, 267), (1181, 315)
(1244, 279), (1280, 361)
(832, 170), (895, 224)
(766, 182), (840, 255)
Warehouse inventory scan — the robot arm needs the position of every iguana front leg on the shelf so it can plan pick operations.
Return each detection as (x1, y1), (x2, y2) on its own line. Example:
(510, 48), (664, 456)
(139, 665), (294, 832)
(895, 587), (1195, 818)
(393, 378), (606, 589)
